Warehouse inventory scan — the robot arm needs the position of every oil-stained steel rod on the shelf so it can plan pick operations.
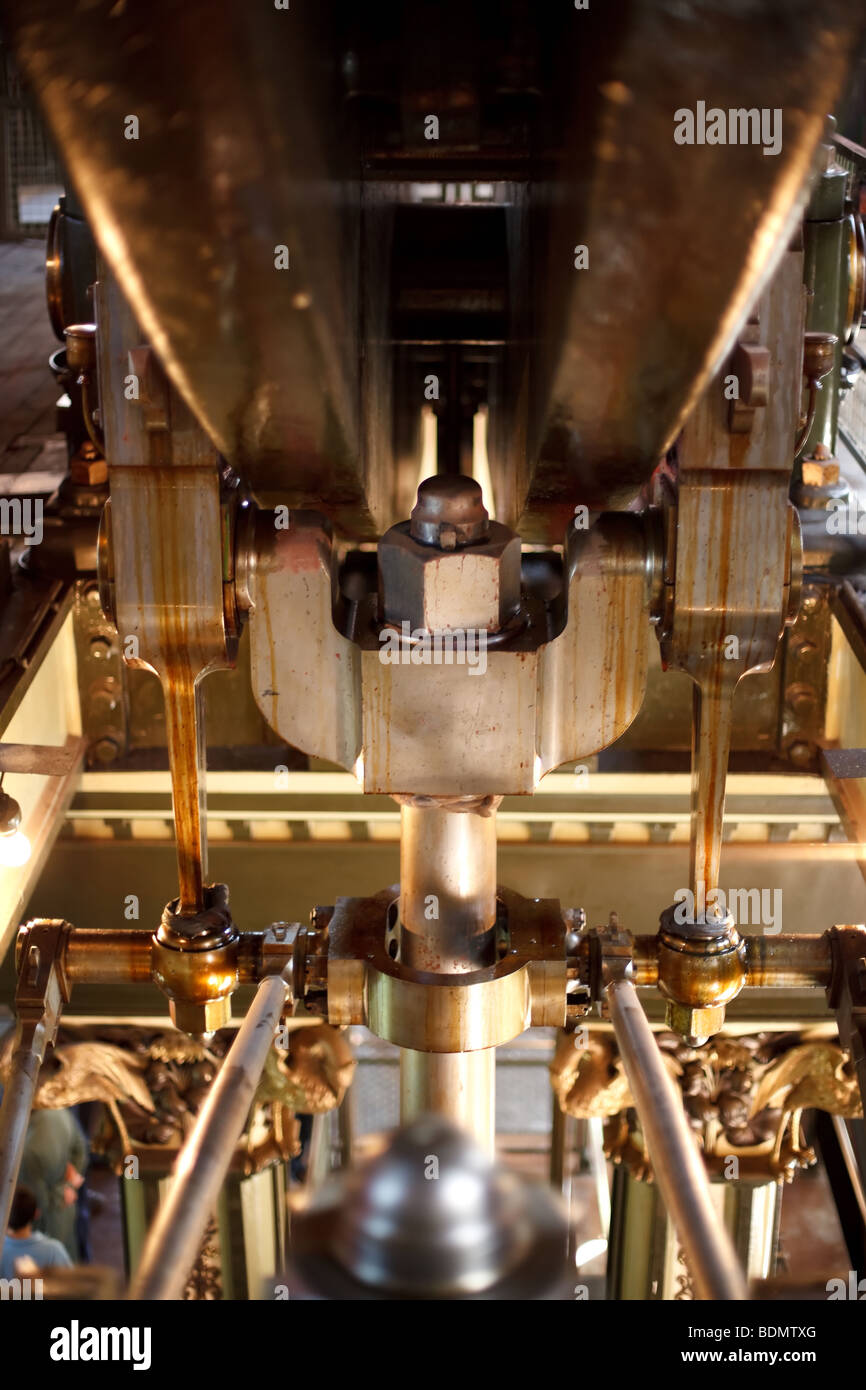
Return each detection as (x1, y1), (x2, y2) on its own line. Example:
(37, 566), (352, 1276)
(129, 971), (289, 1300)
(605, 977), (747, 1300)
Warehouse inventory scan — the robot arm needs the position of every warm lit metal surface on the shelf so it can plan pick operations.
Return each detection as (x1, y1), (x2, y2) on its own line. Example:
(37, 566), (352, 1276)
(3, 0), (866, 1309)
(743, 934), (833, 990)
(98, 272), (235, 915)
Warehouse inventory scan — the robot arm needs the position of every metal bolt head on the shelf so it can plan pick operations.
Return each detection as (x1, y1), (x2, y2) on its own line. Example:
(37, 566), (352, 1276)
(88, 735), (121, 765)
(785, 682), (816, 716)
(787, 740), (815, 768)
(410, 474), (489, 548)
(69, 446), (108, 488)
(665, 1001), (725, 1047)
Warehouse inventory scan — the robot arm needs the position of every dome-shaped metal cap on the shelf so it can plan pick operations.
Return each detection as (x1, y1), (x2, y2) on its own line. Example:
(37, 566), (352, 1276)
(410, 475), (489, 549)
(330, 1116), (532, 1294)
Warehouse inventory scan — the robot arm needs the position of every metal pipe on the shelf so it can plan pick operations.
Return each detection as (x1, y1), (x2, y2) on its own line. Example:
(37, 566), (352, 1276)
(605, 977), (747, 1300)
(631, 933), (831, 991)
(129, 972), (289, 1300)
(0, 1026), (46, 1236)
(743, 934), (832, 989)
(59, 928), (269, 986)
(631, 937), (660, 986)
(62, 930), (154, 984)
(399, 1049), (496, 1154)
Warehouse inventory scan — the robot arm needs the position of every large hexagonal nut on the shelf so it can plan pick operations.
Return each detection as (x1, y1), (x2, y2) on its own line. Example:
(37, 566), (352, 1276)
(69, 446), (108, 487)
(665, 1000), (726, 1047)
(170, 996), (233, 1035)
(378, 521), (521, 633)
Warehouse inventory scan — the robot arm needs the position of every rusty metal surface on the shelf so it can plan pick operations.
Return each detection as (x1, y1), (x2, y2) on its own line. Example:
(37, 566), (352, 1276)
(658, 250), (805, 897)
(0, 741), (83, 776)
(96, 266), (236, 915)
(537, 511), (653, 776)
(109, 467), (230, 913)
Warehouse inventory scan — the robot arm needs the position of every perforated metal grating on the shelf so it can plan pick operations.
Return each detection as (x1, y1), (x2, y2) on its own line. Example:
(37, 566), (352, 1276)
(1, 48), (63, 237)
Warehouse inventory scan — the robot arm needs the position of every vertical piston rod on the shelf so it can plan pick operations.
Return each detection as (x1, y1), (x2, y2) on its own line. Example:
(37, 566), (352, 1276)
(397, 800), (498, 1150)
(129, 972), (289, 1300)
(605, 977), (747, 1300)
(400, 1049), (496, 1154)
(398, 802), (498, 973)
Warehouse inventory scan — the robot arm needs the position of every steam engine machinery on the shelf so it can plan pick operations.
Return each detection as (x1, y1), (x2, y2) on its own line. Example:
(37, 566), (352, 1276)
(2, 0), (866, 1304)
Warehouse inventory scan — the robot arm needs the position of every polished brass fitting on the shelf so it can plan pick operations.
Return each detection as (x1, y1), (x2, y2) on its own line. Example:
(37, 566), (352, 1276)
(320, 887), (567, 1050)
(656, 904), (746, 1045)
(151, 883), (240, 1034)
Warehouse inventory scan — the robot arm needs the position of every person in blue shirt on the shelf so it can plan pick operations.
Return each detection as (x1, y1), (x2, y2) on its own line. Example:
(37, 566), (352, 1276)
(0, 1186), (72, 1280)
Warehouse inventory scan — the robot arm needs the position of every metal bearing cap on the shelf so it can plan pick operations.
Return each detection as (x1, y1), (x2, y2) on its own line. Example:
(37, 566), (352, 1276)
(656, 903), (746, 1046)
(151, 883), (240, 1034)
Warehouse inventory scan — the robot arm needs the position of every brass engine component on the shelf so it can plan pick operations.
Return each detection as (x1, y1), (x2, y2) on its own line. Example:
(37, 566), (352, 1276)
(656, 909), (747, 1048)
(311, 887), (567, 1051)
(657, 244), (805, 917)
(245, 500), (656, 796)
(151, 884), (240, 1034)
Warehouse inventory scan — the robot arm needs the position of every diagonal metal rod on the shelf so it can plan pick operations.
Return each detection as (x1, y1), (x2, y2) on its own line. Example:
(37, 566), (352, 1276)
(0, 1025), (47, 1236)
(832, 1114), (866, 1227)
(605, 977), (747, 1300)
(129, 972), (289, 1300)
